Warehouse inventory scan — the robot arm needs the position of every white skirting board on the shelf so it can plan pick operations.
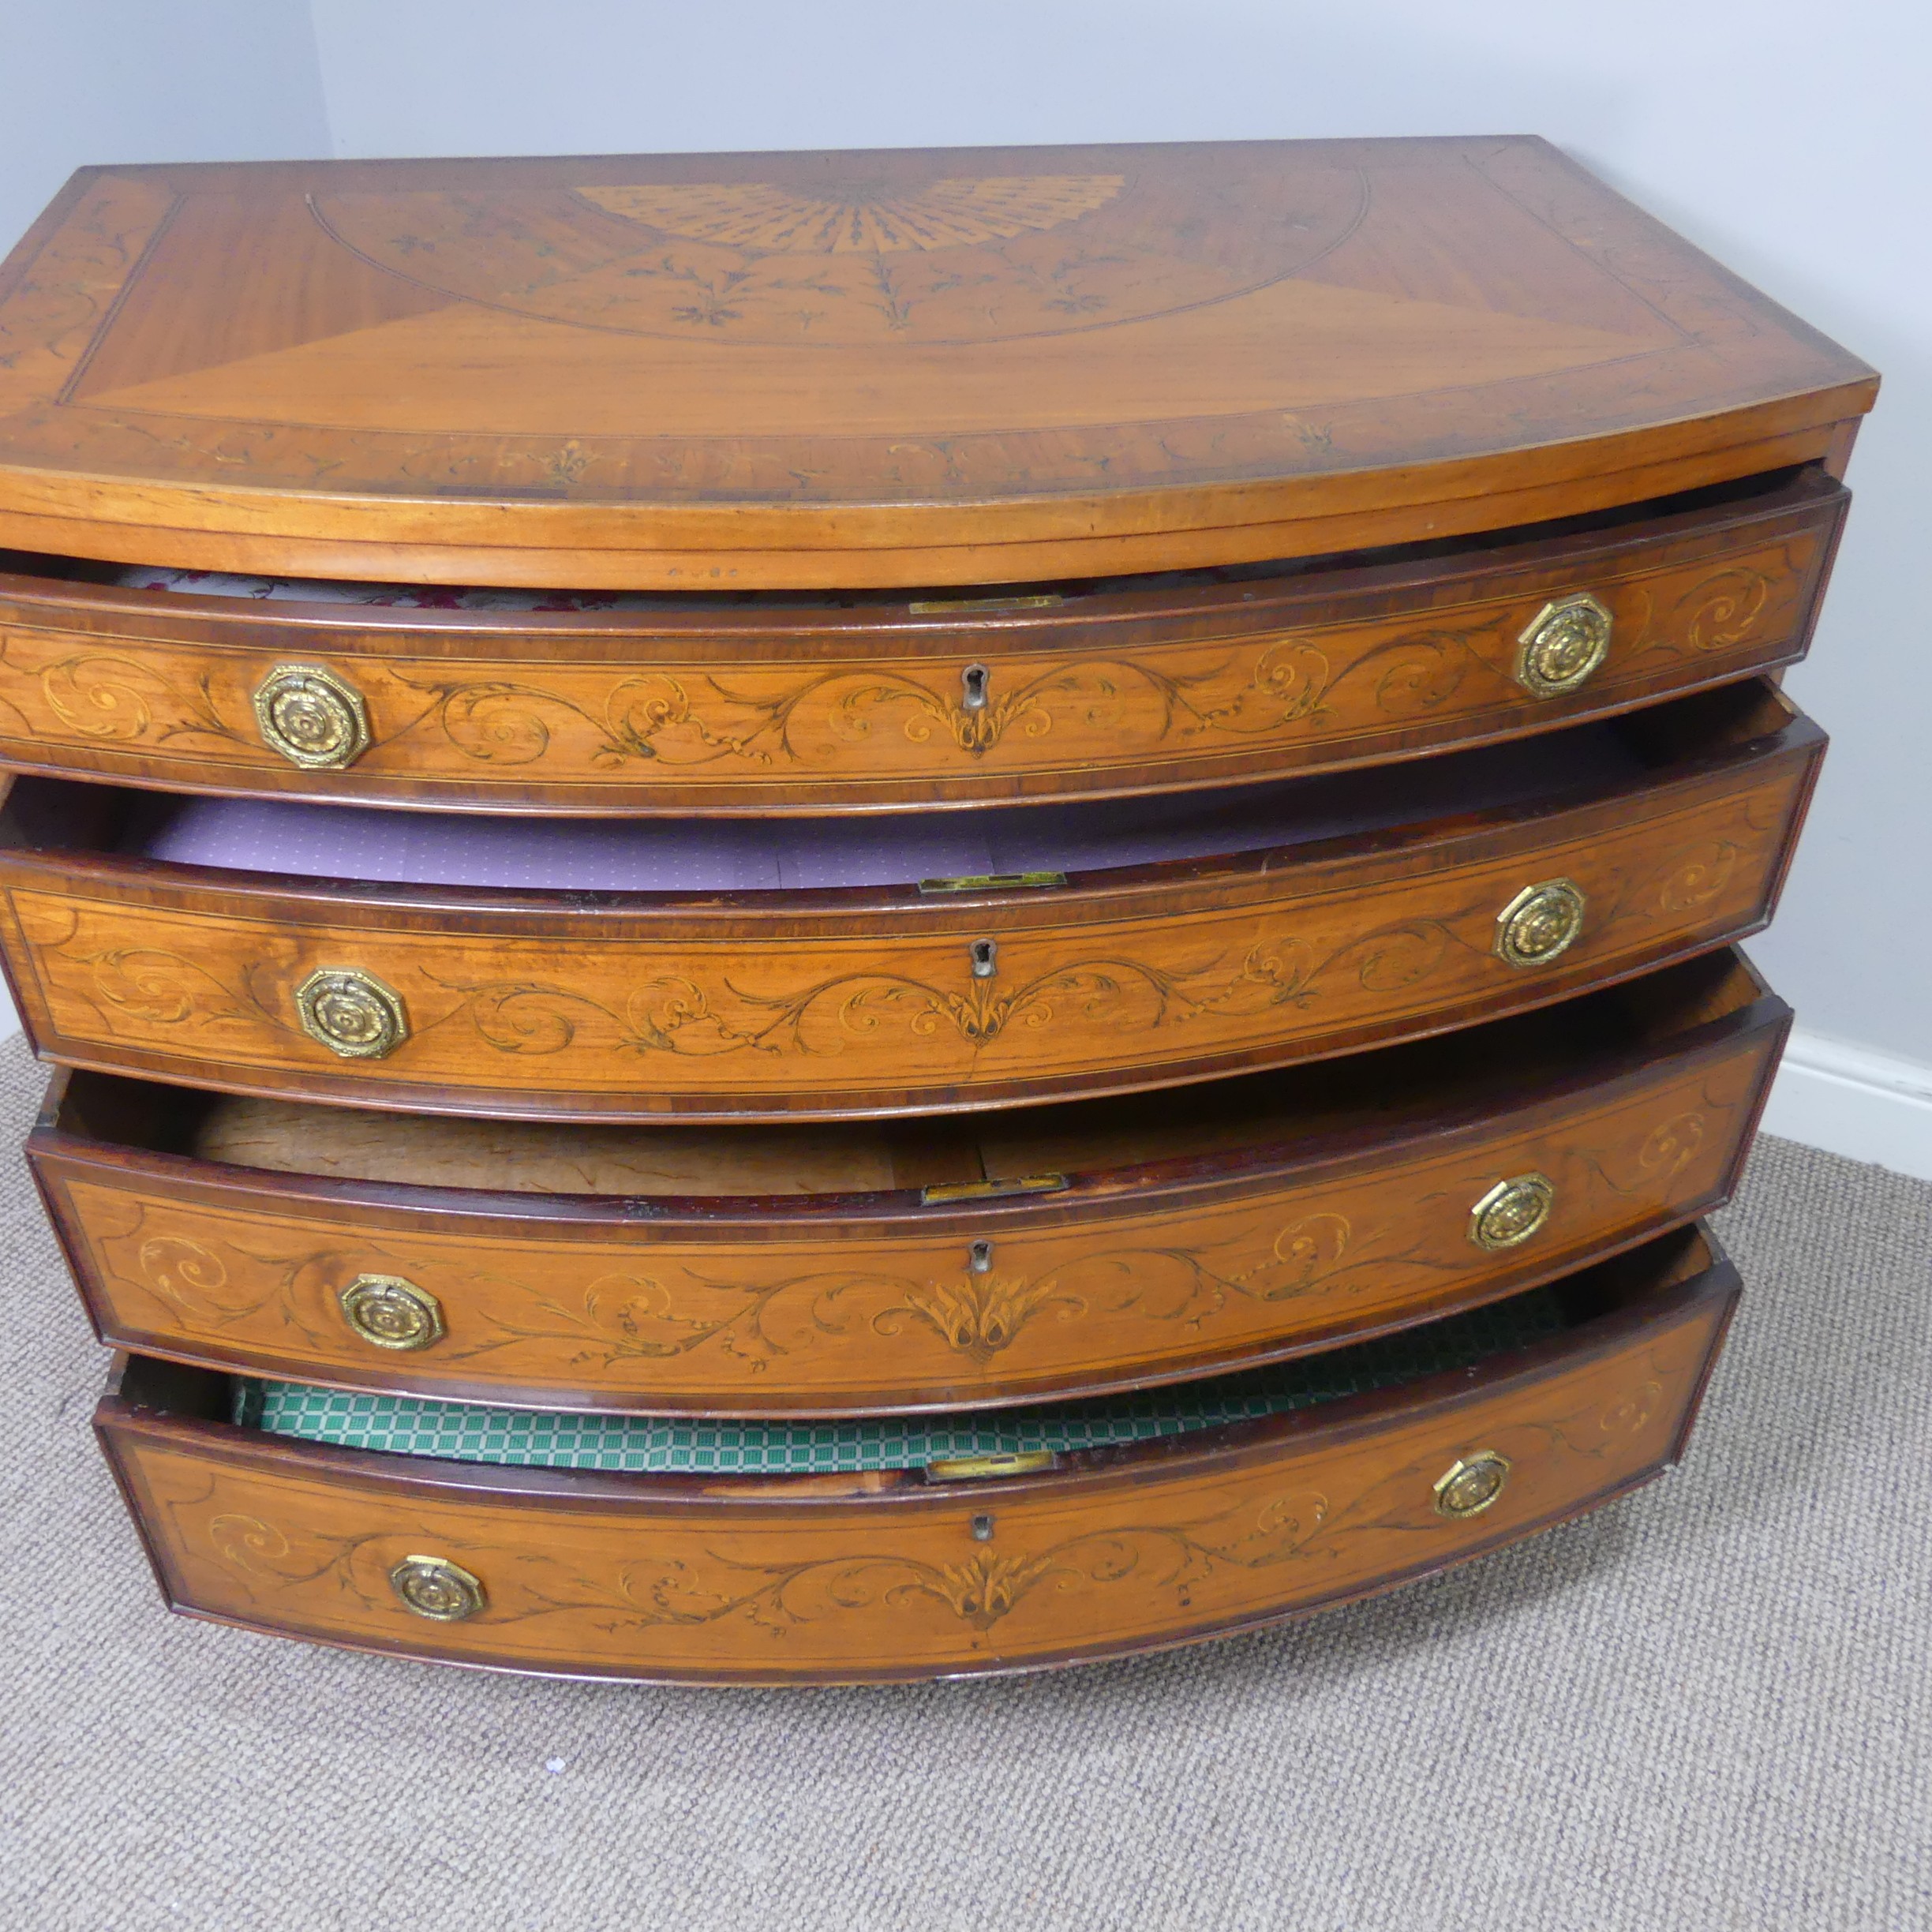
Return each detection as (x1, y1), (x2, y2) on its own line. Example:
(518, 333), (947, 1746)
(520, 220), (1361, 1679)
(0, 990), (1925, 1180)
(1759, 1027), (1932, 1182)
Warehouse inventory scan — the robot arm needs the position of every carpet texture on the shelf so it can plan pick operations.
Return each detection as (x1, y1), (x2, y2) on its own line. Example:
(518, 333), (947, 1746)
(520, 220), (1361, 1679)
(0, 1029), (1924, 1930)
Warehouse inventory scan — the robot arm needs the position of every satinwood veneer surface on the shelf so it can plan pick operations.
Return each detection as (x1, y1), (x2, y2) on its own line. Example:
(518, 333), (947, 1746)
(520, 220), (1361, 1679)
(0, 141), (1874, 588)
(95, 1226), (1737, 1682)
(35, 953), (1782, 1413)
(0, 683), (1822, 1119)
(0, 466), (1848, 813)
(13, 133), (1866, 1683)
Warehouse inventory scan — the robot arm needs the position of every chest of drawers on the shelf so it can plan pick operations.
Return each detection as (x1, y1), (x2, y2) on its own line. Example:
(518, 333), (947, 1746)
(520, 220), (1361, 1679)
(0, 137), (1873, 1683)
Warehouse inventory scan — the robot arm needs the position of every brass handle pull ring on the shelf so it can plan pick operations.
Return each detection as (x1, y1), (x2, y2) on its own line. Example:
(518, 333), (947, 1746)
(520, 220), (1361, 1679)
(295, 967), (409, 1059)
(253, 664), (371, 769)
(389, 1555), (486, 1621)
(1515, 593), (1612, 698)
(1434, 1451), (1511, 1519)
(339, 1274), (444, 1350)
(1493, 879), (1586, 968)
(1467, 1174), (1556, 1252)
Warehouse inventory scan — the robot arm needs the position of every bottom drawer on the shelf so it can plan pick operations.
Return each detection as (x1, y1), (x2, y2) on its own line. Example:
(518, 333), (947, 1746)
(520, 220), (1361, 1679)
(98, 1226), (1737, 1684)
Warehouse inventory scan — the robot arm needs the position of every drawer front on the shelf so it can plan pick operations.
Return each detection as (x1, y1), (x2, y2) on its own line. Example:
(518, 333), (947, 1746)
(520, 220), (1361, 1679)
(96, 1244), (1737, 1683)
(0, 722), (1821, 1118)
(0, 473), (1844, 810)
(39, 986), (1784, 1410)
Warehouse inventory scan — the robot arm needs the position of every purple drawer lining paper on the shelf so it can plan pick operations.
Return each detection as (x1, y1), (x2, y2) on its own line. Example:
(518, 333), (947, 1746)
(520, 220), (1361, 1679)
(121, 729), (1638, 893)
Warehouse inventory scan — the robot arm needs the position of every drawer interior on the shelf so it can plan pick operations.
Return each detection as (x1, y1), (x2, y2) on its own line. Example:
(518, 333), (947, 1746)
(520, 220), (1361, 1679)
(236, 1284), (1572, 1472)
(4, 677), (1793, 895)
(129, 1225), (1720, 1475)
(52, 950), (1772, 1200)
(109, 722), (1638, 890)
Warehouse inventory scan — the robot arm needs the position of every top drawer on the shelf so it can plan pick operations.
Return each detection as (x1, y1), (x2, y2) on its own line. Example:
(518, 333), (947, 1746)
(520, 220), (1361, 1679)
(0, 469), (1845, 814)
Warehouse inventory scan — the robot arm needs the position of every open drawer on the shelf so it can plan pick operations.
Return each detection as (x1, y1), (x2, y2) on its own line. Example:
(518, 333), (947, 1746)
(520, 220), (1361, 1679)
(94, 1224), (1740, 1683)
(0, 681), (1822, 1118)
(0, 466), (1845, 812)
(36, 951), (1784, 1413)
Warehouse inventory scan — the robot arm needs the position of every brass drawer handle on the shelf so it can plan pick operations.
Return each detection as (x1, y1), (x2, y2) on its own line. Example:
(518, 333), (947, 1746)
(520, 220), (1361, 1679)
(339, 1274), (444, 1350)
(253, 663), (372, 769)
(919, 1174), (1068, 1205)
(919, 871), (1067, 894)
(1493, 878), (1586, 968)
(295, 967), (409, 1059)
(389, 1554), (486, 1622)
(907, 593), (1063, 613)
(1467, 1174), (1556, 1252)
(926, 1450), (1057, 1481)
(1434, 1451), (1511, 1519)
(1515, 593), (1612, 697)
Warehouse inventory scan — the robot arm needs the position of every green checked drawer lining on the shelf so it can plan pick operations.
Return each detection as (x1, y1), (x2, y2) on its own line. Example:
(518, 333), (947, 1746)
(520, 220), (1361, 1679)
(235, 1285), (1569, 1474)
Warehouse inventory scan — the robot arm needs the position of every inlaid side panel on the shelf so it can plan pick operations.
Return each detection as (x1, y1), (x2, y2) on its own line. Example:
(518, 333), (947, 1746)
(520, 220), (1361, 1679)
(99, 1269), (1734, 1683)
(41, 1008), (1781, 1410)
(0, 751), (1819, 1117)
(0, 474), (1844, 809)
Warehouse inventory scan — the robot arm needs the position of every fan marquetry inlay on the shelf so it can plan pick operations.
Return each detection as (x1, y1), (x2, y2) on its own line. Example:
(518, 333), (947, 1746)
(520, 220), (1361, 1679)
(578, 177), (1126, 253)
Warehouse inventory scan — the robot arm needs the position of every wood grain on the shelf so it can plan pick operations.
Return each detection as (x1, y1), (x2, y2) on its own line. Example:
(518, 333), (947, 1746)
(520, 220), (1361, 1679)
(0, 469), (1846, 811)
(93, 1228), (1739, 1683)
(0, 685), (1825, 1118)
(0, 142), (1874, 587)
(34, 957), (1784, 1411)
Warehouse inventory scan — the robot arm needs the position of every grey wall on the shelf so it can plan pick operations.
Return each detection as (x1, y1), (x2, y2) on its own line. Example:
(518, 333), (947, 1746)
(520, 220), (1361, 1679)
(0, 0), (329, 256)
(3, 2), (1926, 1067)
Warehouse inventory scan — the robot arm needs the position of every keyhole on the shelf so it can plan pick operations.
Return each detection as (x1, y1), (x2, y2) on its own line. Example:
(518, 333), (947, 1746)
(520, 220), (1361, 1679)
(971, 1514), (994, 1542)
(969, 1240), (994, 1274)
(970, 938), (998, 979)
(960, 663), (990, 712)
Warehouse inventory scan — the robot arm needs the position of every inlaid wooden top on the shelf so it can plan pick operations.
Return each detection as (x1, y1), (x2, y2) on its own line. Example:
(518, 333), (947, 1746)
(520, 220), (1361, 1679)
(0, 139), (1874, 588)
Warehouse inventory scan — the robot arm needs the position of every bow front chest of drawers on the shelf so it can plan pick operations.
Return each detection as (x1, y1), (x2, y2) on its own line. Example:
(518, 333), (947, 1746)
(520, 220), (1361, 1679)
(0, 138), (1873, 1683)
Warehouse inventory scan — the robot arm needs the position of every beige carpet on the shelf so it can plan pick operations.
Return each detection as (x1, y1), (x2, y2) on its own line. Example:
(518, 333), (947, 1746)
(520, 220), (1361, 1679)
(0, 1029), (1925, 1930)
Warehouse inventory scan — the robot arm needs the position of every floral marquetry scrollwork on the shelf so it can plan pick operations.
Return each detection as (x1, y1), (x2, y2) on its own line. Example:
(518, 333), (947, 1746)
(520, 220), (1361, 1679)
(1597, 1380), (1664, 1439)
(40, 655), (162, 740)
(137, 1236), (238, 1323)
(1671, 567), (1773, 652)
(417, 916), (1466, 1074)
(1649, 841), (1739, 915)
(206, 1513), (295, 1579)
(1632, 1112), (1707, 1184)
(874, 1273), (1085, 1364)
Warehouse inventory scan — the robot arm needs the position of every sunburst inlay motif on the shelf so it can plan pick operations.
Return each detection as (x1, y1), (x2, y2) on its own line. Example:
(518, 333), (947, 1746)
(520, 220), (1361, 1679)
(578, 177), (1125, 253)
(307, 163), (1367, 346)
